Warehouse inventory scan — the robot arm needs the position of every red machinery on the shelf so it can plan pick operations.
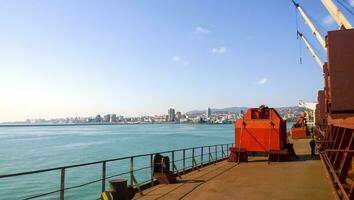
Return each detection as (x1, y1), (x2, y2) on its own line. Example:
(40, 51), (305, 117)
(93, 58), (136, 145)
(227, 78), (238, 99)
(230, 106), (292, 162)
(291, 112), (310, 139)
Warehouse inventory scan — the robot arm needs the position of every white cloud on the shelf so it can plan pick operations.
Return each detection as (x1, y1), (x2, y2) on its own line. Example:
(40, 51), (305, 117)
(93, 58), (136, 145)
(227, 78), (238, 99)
(322, 15), (335, 26)
(172, 56), (190, 66)
(172, 56), (180, 62)
(350, 0), (354, 7)
(211, 47), (227, 54)
(194, 26), (210, 34)
(256, 78), (268, 85)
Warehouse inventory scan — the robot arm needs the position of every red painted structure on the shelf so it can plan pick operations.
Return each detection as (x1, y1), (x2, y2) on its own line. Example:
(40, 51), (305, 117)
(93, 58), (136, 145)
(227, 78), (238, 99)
(315, 29), (354, 200)
(234, 106), (287, 152)
(291, 112), (309, 139)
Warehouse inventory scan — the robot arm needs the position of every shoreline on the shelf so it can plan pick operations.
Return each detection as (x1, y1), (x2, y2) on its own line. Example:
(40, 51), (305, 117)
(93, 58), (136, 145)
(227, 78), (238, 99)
(0, 122), (234, 128)
(0, 121), (297, 128)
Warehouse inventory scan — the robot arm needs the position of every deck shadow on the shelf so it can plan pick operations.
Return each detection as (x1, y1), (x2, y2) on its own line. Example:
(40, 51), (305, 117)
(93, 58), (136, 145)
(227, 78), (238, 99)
(235, 154), (320, 164)
(296, 154), (320, 161)
(177, 179), (205, 184)
(140, 163), (236, 200)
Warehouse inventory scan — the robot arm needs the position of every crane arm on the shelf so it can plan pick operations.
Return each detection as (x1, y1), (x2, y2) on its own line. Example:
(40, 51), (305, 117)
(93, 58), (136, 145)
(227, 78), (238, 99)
(292, 0), (326, 50)
(321, 0), (353, 29)
(297, 31), (324, 70)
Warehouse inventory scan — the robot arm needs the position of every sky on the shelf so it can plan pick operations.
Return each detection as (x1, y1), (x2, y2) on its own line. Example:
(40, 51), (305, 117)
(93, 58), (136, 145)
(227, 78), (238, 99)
(1, 0), (354, 122)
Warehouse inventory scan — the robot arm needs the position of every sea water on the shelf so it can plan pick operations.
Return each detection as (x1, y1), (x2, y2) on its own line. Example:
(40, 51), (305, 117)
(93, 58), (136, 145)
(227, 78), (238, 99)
(0, 123), (293, 199)
(0, 124), (234, 199)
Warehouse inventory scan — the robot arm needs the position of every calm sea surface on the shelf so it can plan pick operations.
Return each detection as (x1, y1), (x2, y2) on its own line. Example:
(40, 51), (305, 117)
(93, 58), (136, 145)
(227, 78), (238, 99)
(0, 123), (293, 199)
(0, 124), (234, 199)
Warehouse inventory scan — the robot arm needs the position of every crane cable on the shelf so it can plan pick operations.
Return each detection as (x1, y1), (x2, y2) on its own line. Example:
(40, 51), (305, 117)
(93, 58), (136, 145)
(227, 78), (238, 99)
(293, 0), (328, 65)
(295, 9), (303, 64)
(297, 31), (327, 64)
(335, 0), (354, 16)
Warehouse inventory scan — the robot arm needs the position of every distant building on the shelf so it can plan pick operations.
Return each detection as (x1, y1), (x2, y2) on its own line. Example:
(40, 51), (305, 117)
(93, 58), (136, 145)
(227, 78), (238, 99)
(117, 116), (125, 122)
(175, 112), (182, 121)
(168, 108), (175, 122)
(96, 115), (102, 122)
(104, 114), (111, 122)
(206, 107), (212, 118)
(111, 114), (117, 122)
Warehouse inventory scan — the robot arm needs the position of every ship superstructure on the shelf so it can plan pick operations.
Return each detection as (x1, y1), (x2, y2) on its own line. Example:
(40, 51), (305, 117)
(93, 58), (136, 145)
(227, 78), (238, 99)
(293, 0), (354, 199)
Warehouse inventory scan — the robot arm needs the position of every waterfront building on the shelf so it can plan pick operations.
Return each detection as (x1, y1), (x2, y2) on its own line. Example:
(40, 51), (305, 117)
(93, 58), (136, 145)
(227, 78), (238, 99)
(207, 107), (212, 118)
(104, 114), (111, 122)
(111, 114), (117, 122)
(95, 115), (102, 122)
(117, 116), (124, 122)
(168, 108), (175, 122)
(175, 112), (182, 121)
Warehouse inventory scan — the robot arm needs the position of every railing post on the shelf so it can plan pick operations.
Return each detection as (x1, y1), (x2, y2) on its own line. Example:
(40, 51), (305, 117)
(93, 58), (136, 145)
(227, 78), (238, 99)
(172, 151), (175, 173)
(201, 147), (204, 167)
(150, 154), (154, 186)
(183, 149), (186, 174)
(208, 146), (211, 164)
(227, 144), (229, 156)
(102, 161), (106, 193)
(222, 145), (224, 159)
(192, 148), (195, 170)
(130, 157), (133, 186)
(215, 145), (217, 162)
(60, 168), (65, 200)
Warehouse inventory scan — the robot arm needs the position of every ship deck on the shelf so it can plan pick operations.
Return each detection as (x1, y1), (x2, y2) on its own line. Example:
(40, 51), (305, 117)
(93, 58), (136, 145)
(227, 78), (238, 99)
(134, 138), (335, 200)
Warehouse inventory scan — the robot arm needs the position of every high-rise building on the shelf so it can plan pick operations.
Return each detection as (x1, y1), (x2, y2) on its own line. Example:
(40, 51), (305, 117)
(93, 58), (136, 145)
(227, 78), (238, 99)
(207, 107), (212, 118)
(168, 108), (175, 122)
(111, 114), (117, 122)
(104, 114), (111, 122)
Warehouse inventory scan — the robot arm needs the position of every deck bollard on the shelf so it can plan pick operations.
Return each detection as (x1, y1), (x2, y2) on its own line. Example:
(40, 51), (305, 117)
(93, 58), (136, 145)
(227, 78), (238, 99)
(108, 179), (134, 200)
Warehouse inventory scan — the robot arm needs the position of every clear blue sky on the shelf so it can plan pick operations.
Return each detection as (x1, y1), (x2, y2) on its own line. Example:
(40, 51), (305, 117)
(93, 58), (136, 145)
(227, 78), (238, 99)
(1, 0), (353, 121)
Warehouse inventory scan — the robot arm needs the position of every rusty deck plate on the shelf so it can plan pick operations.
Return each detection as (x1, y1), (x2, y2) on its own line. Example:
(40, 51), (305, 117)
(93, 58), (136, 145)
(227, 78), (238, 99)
(134, 139), (335, 200)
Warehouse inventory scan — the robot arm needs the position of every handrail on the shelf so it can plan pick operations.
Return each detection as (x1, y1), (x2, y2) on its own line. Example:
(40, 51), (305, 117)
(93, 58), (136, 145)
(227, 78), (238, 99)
(320, 152), (349, 200)
(0, 143), (232, 179)
(0, 143), (234, 200)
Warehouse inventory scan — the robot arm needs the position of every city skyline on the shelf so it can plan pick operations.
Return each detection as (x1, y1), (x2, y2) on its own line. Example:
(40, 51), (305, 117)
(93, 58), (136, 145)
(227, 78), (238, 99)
(1, 1), (352, 122)
(1, 106), (308, 124)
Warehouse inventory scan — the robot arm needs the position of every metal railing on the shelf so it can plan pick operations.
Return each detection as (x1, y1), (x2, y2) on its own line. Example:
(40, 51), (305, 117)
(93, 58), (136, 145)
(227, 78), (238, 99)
(0, 143), (234, 200)
(316, 125), (354, 200)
